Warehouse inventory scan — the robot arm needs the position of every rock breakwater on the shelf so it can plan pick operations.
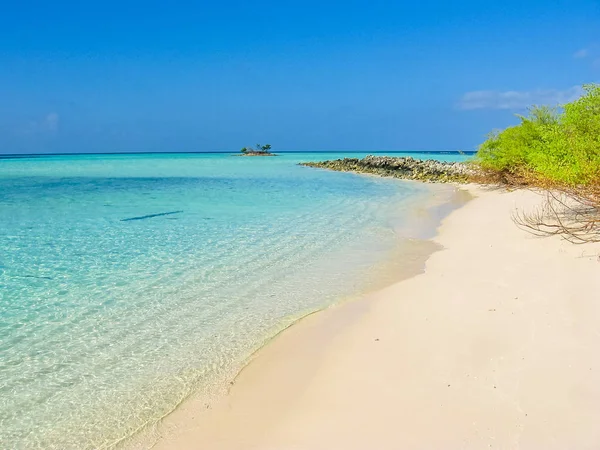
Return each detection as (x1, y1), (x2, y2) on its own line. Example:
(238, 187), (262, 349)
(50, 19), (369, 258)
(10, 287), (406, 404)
(301, 155), (475, 183)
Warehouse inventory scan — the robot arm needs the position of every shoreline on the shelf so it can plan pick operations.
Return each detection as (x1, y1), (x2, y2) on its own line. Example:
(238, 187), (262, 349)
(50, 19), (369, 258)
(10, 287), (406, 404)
(149, 185), (600, 449)
(123, 182), (469, 449)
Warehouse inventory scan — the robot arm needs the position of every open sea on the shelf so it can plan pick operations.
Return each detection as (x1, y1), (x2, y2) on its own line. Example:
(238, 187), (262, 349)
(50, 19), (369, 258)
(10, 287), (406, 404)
(0, 152), (468, 448)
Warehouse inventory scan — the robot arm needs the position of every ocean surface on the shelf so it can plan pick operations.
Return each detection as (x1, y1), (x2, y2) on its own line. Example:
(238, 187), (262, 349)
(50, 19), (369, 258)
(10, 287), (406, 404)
(0, 152), (468, 448)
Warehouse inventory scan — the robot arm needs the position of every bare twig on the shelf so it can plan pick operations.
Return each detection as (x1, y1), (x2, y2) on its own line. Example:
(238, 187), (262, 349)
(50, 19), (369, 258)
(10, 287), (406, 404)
(513, 186), (600, 244)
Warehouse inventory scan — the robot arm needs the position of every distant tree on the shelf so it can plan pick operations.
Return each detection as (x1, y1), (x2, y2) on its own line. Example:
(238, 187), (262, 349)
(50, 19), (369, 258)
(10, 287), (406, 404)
(240, 144), (273, 154)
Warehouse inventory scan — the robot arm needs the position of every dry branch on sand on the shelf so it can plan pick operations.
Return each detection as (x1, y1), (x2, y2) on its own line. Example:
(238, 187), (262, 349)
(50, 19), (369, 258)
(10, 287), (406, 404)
(513, 186), (600, 244)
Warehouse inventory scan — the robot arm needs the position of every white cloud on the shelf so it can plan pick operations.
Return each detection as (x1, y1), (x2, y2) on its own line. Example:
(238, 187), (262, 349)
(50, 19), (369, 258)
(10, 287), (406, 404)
(18, 112), (60, 135)
(457, 86), (583, 111)
(39, 112), (59, 132)
(574, 48), (589, 59)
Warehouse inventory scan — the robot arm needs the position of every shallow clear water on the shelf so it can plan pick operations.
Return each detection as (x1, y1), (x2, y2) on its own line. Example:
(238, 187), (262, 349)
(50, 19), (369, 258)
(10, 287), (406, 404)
(0, 152), (467, 448)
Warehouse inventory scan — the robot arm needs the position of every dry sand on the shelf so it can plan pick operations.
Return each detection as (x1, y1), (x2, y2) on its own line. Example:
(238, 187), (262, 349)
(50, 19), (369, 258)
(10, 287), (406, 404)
(151, 186), (600, 450)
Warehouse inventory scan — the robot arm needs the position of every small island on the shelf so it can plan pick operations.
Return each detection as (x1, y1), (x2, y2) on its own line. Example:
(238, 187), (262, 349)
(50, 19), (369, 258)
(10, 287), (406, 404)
(239, 144), (276, 156)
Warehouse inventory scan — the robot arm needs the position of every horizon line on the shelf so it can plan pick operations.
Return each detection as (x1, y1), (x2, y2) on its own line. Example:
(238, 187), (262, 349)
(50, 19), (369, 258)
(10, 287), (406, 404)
(0, 150), (477, 158)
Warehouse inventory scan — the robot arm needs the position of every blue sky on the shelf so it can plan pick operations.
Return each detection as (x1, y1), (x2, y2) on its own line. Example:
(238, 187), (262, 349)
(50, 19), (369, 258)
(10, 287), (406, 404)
(1, 0), (599, 153)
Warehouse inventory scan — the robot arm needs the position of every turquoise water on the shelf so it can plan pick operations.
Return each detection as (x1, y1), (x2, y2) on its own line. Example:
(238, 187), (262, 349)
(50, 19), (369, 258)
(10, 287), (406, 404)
(0, 152), (467, 448)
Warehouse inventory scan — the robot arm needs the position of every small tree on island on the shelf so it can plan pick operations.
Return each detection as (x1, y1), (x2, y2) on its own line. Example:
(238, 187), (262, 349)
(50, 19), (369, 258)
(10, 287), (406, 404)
(240, 144), (273, 154)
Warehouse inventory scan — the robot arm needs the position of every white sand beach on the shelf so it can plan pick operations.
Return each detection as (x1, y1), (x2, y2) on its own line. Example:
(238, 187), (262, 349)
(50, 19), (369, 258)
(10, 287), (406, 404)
(151, 186), (600, 450)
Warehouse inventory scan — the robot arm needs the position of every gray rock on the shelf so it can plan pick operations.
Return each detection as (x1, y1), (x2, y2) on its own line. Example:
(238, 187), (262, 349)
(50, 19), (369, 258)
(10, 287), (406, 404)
(300, 155), (477, 183)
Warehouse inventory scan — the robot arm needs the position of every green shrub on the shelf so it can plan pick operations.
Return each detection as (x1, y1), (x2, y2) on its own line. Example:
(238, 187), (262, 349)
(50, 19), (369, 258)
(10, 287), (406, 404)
(475, 84), (600, 186)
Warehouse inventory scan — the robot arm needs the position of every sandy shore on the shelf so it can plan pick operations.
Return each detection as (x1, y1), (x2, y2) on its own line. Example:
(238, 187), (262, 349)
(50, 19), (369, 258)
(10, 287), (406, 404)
(151, 186), (600, 450)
